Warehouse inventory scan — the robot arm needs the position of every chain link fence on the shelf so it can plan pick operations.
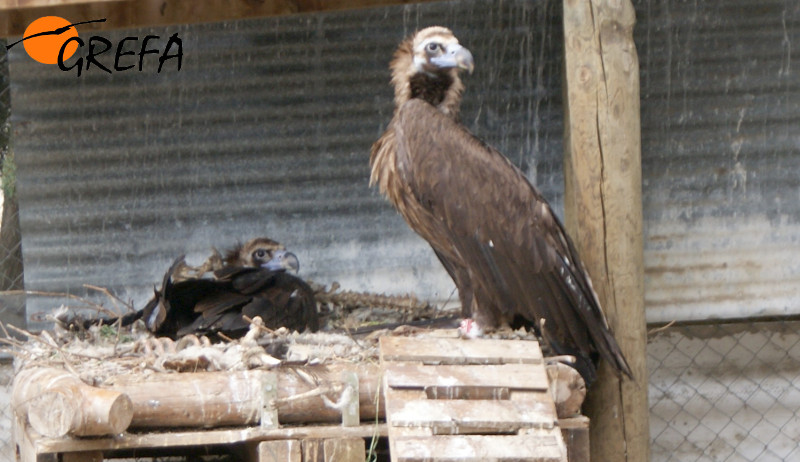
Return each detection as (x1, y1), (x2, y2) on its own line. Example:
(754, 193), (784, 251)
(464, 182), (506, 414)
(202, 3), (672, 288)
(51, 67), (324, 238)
(648, 320), (800, 461)
(0, 38), (21, 462)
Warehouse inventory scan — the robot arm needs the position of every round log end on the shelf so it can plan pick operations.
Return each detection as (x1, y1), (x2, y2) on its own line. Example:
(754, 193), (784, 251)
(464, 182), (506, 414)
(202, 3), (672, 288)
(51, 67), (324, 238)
(27, 391), (78, 438)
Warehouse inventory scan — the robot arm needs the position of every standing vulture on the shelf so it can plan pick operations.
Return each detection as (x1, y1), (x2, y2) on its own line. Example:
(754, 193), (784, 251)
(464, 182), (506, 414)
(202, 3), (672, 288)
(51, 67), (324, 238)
(370, 26), (631, 385)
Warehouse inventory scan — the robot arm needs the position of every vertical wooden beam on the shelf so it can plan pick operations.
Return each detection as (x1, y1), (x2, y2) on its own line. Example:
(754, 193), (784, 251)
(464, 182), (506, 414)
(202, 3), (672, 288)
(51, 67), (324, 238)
(562, 1), (649, 462)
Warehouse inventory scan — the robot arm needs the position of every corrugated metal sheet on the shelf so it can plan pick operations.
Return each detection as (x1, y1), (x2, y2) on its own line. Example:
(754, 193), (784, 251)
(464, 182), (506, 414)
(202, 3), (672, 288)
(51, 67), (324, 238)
(8, 0), (564, 327)
(9, 0), (800, 328)
(636, 0), (800, 322)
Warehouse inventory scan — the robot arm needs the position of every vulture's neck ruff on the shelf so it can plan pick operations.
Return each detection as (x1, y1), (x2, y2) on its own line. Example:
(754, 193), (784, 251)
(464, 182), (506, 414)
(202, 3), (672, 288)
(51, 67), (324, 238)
(408, 71), (455, 109)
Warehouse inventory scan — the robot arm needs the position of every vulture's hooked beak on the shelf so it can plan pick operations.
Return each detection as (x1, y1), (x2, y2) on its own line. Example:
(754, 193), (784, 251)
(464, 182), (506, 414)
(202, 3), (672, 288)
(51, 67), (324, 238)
(262, 250), (300, 274)
(431, 43), (474, 74)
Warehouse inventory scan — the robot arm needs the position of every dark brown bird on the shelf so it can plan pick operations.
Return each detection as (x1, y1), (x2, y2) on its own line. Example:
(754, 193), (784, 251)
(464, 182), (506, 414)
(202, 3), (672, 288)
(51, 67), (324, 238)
(142, 239), (318, 339)
(71, 238), (318, 339)
(370, 26), (631, 385)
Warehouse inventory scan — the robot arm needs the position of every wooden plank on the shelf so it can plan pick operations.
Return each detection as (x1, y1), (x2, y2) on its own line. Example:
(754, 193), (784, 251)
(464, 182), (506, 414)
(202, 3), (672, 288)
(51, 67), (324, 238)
(62, 452), (103, 462)
(393, 433), (566, 462)
(302, 439), (324, 462)
(323, 437), (365, 462)
(0, 0), (443, 37)
(386, 363), (549, 391)
(257, 440), (301, 462)
(31, 423), (387, 454)
(562, 0), (649, 461)
(0, 0), (117, 10)
(425, 385), (510, 401)
(560, 416), (590, 462)
(380, 337), (542, 365)
(386, 399), (556, 431)
(14, 416), (39, 462)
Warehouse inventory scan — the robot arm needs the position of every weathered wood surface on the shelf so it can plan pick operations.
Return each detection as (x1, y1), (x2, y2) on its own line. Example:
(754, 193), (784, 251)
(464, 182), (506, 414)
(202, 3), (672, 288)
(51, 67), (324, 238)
(62, 452), (103, 462)
(0, 0), (442, 37)
(562, 0), (650, 460)
(321, 437), (366, 462)
(28, 422), (385, 455)
(386, 363), (549, 391)
(12, 367), (133, 437)
(382, 337), (567, 462)
(104, 362), (382, 428)
(380, 336), (543, 364)
(393, 431), (567, 462)
(15, 354), (580, 439)
(546, 362), (586, 418)
(386, 399), (556, 431)
(255, 439), (301, 462)
(560, 416), (590, 462)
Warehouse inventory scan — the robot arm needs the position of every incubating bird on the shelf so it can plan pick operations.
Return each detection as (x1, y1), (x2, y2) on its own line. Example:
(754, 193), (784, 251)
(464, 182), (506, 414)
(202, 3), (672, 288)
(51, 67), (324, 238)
(70, 238), (318, 339)
(369, 26), (631, 385)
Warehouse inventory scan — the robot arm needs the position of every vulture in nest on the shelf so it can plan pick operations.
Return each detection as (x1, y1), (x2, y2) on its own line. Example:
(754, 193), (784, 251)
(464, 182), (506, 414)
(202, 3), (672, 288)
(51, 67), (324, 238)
(73, 237), (319, 339)
(370, 26), (632, 385)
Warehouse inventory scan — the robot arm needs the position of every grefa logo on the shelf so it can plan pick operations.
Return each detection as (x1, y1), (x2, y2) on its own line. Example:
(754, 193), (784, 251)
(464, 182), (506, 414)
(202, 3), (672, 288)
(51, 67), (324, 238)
(7, 16), (183, 77)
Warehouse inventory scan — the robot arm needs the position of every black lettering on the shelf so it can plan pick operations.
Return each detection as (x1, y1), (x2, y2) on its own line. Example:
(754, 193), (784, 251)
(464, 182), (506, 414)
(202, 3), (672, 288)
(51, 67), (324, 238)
(158, 33), (183, 73)
(139, 35), (160, 71)
(57, 36), (84, 77)
(86, 36), (112, 74)
(114, 36), (137, 71)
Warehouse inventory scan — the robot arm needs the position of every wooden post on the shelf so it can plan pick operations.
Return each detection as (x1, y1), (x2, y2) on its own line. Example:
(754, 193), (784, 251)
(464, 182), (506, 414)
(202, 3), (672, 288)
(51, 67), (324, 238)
(562, 0), (650, 461)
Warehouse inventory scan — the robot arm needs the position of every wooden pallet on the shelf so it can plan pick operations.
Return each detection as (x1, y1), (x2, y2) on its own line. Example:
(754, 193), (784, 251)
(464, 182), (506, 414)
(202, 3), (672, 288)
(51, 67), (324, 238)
(380, 336), (570, 462)
(15, 417), (382, 461)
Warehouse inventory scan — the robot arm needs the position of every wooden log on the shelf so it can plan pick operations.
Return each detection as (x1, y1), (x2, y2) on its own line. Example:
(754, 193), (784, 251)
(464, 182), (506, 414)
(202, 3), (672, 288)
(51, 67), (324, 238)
(12, 367), (133, 438)
(101, 358), (581, 429)
(545, 362), (585, 418)
(562, 0), (650, 461)
(103, 363), (384, 428)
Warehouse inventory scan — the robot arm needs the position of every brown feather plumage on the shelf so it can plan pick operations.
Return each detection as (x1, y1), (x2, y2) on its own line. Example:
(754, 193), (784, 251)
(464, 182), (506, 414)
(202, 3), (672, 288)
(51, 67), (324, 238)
(371, 27), (631, 385)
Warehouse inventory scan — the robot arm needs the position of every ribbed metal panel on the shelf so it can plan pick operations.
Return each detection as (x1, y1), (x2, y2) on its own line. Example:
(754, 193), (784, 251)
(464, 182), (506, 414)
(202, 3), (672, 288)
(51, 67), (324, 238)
(9, 0), (564, 327)
(636, 0), (800, 322)
(10, 0), (798, 328)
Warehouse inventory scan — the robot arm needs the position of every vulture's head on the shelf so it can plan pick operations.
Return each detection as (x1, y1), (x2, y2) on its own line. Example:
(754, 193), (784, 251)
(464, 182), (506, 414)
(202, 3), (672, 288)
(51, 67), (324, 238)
(225, 237), (293, 269)
(390, 26), (474, 116)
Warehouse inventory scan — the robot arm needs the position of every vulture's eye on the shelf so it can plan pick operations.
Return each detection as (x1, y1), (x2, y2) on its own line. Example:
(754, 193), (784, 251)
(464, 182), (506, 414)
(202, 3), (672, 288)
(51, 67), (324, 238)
(426, 42), (440, 53)
(254, 249), (268, 259)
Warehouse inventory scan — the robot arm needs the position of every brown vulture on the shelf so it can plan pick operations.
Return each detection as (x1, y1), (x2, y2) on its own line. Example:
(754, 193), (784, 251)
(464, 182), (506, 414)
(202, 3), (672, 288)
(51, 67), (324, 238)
(70, 238), (319, 339)
(370, 26), (631, 385)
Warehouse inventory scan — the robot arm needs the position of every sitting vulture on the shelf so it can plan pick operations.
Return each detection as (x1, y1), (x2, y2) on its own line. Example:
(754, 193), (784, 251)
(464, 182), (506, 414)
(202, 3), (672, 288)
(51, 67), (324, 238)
(370, 26), (632, 385)
(72, 238), (319, 339)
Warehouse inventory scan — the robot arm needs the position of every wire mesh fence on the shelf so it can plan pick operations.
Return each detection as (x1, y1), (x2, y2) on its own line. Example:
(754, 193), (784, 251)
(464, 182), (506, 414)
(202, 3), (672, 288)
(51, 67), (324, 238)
(648, 320), (800, 462)
(0, 360), (14, 462)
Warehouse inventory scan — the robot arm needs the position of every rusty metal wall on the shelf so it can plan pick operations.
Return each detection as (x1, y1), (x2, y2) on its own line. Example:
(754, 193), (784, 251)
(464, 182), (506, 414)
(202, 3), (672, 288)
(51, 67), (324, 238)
(8, 0), (563, 327)
(636, 0), (800, 323)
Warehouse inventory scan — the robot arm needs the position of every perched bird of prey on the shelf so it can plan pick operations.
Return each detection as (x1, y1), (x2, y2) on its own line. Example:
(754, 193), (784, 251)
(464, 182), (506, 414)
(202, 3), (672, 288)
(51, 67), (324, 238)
(370, 26), (631, 385)
(68, 238), (319, 339)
